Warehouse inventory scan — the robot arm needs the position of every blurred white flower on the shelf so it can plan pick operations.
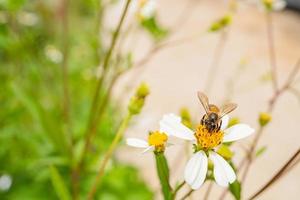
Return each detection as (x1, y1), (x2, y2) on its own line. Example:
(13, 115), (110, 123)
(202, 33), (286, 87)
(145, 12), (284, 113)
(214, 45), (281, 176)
(44, 45), (63, 63)
(126, 116), (171, 153)
(17, 11), (39, 26)
(160, 114), (254, 189)
(0, 174), (12, 191)
(242, 0), (286, 11)
(137, 0), (157, 20)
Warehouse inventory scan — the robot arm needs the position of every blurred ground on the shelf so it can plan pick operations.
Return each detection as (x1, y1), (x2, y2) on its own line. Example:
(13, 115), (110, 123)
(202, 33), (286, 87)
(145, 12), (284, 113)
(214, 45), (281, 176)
(115, 0), (300, 199)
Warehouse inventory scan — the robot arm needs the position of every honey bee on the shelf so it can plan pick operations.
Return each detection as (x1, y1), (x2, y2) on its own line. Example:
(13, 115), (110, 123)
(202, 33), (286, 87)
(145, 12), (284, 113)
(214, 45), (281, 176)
(197, 91), (237, 133)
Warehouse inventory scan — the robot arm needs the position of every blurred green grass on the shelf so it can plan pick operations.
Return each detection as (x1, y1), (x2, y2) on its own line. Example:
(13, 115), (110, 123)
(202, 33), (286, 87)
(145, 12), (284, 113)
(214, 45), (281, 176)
(0, 0), (153, 199)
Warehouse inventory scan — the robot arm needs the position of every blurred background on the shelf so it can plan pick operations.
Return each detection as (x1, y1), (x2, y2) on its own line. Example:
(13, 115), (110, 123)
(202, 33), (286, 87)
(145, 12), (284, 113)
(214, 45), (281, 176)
(1, 0), (300, 199)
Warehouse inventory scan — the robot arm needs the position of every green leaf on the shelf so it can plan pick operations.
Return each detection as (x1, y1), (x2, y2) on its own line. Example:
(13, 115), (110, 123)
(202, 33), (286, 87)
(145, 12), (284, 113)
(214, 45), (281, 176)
(49, 165), (71, 200)
(141, 17), (168, 41)
(256, 146), (267, 157)
(229, 180), (241, 200)
(154, 153), (172, 200)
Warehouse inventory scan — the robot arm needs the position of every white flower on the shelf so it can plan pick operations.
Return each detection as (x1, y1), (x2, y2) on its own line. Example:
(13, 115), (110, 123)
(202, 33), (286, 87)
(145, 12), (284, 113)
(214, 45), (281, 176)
(126, 117), (170, 153)
(160, 113), (254, 189)
(242, 0), (286, 11)
(138, 0), (157, 19)
(0, 174), (12, 191)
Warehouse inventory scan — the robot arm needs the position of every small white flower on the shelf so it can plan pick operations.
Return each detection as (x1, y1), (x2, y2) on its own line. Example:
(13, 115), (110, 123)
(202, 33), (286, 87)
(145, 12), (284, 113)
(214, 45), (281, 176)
(126, 117), (170, 153)
(44, 45), (63, 63)
(0, 174), (12, 191)
(138, 0), (157, 19)
(160, 113), (254, 189)
(243, 0), (286, 11)
(17, 11), (39, 26)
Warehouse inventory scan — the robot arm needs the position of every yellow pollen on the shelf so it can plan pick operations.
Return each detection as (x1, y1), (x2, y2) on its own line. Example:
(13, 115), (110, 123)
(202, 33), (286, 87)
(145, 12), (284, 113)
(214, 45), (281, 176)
(194, 125), (224, 150)
(148, 131), (168, 149)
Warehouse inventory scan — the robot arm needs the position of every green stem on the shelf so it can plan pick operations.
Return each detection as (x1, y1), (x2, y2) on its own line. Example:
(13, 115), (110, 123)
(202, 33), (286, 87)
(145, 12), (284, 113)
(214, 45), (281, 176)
(80, 0), (133, 164)
(87, 113), (132, 200)
(155, 152), (172, 200)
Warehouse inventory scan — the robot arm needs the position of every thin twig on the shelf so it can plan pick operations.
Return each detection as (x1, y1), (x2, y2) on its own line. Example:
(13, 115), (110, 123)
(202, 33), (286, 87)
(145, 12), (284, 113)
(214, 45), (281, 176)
(220, 58), (300, 200)
(173, 181), (186, 197)
(59, 0), (76, 198)
(78, 0), (132, 170)
(204, 29), (229, 95)
(180, 189), (194, 200)
(73, 0), (133, 194)
(266, 12), (278, 92)
(203, 181), (214, 200)
(247, 148), (300, 200)
(87, 113), (132, 199)
(238, 58), (300, 189)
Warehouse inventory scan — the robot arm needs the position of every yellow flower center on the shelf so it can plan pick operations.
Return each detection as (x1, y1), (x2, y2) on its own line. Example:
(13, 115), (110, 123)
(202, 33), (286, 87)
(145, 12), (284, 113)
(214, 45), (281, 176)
(194, 125), (224, 150)
(148, 131), (168, 152)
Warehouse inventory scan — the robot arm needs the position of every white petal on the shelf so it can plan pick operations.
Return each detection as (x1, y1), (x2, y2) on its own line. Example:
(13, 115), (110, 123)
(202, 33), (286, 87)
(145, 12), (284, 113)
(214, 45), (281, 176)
(223, 124), (254, 142)
(184, 151), (208, 190)
(221, 115), (229, 130)
(273, 0), (286, 11)
(209, 151), (236, 187)
(126, 138), (149, 148)
(142, 146), (154, 153)
(159, 113), (195, 141)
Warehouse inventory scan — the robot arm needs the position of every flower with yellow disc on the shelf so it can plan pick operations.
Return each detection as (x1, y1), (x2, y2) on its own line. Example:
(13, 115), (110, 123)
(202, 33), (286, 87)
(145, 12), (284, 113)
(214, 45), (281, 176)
(126, 118), (170, 153)
(160, 113), (254, 189)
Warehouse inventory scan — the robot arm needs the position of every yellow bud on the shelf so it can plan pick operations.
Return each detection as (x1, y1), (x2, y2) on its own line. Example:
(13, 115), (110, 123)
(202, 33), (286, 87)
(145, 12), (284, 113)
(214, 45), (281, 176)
(219, 15), (232, 27)
(136, 82), (150, 98)
(209, 14), (232, 32)
(259, 112), (272, 127)
(128, 83), (150, 115)
(262, 0), (273, 11)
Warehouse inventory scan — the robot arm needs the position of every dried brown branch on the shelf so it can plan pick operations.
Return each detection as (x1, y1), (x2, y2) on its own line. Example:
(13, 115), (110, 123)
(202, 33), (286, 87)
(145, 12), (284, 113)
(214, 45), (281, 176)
(247, 148), (300, 200)
(180, 189), (194, 200)
(219, 58), (300, 200)
(266, 12), (279, 92)
(203, 181), (214, 200)
(204, 29), (229, 95)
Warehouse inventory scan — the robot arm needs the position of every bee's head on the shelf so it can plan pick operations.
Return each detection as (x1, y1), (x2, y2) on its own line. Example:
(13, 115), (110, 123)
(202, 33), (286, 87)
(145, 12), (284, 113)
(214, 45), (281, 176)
(208, 113), (218, 122)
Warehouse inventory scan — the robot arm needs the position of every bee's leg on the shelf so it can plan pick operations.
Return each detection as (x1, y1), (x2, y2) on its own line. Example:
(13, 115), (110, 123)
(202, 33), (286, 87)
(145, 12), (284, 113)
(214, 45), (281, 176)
(201, 115), (205, 125)
(217, 120), (222, 132)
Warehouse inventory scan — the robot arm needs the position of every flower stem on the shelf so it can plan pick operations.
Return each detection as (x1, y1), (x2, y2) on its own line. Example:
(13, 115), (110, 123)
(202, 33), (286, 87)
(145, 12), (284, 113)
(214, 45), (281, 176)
(87, 113), (133, 199)
(155, 152), (172, 200)
(73, 0), (133, 192)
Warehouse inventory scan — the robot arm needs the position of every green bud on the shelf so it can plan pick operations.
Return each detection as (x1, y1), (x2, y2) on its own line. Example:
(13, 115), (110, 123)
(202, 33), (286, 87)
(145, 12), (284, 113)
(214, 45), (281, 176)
(219, 15), (232, 27)
(209, 22), (222, 32)
(180, 107), (192, 129)
(262, 0), (273, 11)
(209, 14), (232, 32)
(259, 112), (272, 127)
(128, 83), (150, 115)
(136, 82), (150, 98)
(217, 145), (234, 160)
(228, 117), (240, 128)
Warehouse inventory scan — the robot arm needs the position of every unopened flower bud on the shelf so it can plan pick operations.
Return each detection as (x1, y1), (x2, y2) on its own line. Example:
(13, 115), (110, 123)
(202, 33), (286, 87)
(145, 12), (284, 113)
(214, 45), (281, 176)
(259, 112), (272, 127)
(128, 83), (150, 115)
(180, 107), (192, 129)
(209, 14), (232, 32)
(136, 82), (150, 98)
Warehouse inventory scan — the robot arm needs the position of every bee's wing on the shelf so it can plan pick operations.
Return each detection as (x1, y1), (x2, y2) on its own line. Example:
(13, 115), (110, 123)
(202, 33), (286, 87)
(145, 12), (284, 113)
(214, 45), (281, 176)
(219, 103), (237, 118)
(197, 91), (210, 114)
